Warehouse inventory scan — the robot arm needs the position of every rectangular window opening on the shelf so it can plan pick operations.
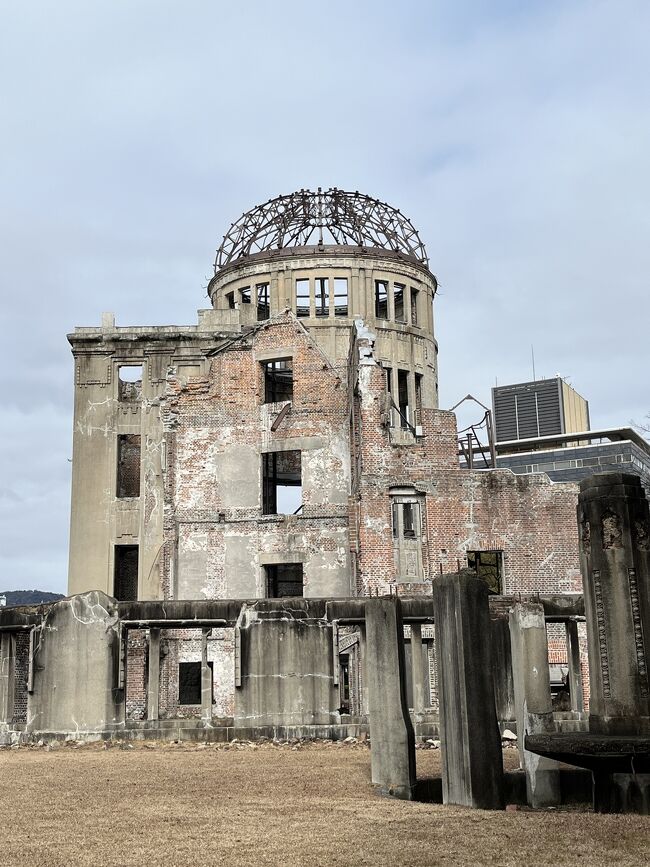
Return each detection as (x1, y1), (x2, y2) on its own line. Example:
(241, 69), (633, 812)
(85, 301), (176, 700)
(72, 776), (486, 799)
(415, 373), (423, 424)
(262, 450), (302, 515)
(296, 279), (310, 317)
(394, 283), (405, 322)
(397, 369), (410, 428)
(178, 661), (213, 706)
(226, 291), (236, 310)
(315, 277), (329, 317)
(263, 359), (293, 403)
(114, 545), (139, 601)
(256, 283), (270, 321)
(240, 286), (251, 305)
(334, 278), (348, 316)
(266, 563), (304, 598)
(467, 550), (503, 594)
(117, 434), (141, 498)
(375, 280), (388, 319)
(410, 287), (419, 325)
(118, 365), (143, 402)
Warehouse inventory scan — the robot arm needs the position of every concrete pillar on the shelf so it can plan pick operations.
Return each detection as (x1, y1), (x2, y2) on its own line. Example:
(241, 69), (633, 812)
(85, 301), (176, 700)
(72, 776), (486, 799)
(147, 628), (160, 722)
(433, 572), (504, 809)
(0, 633), (16, 725)
(201, 628), (212, 723)
(410, 623), (426, 715)
(578, 473), (650, 734)
(365, 597), (416, 800)
(565, 619), (584, 713)
(509, 602), (561, 807)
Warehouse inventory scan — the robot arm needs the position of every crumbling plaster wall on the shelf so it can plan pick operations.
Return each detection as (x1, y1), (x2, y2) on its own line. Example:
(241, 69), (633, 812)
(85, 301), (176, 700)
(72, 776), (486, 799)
(162, 315), (352, 601)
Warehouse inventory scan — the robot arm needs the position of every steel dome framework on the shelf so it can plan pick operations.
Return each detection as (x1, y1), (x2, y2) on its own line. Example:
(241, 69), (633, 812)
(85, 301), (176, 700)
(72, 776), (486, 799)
(214, 188), (428, 271)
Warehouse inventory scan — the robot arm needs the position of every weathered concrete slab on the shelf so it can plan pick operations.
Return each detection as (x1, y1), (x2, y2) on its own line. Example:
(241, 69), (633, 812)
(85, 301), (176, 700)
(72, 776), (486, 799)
(26, 591), (123, 735)
(434, 573), (504, 809)
(365, 597), (416, 800)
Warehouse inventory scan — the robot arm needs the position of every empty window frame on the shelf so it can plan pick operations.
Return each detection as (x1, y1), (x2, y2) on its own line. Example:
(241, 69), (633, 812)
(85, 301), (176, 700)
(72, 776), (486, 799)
(114, 545), (139, 601)
(375, 280), (388, 319)
(315, 277), (329, 317)
(266, 563), (304, 598)
(410, 287), (419, 325)
(296, 279), (310, 317)
(334, 278), (348, 316)
(262, 450), (302, 515)
(414, 373), (423, 423)
(178, 661), (213, 705)
(394, 283), (406, 322)
(263, 359), (293, 403)
(391, 501), (421, 539)
(116, 434), (141, 498)
(240, 286), (251, 305)
(118, 365), (143, 402)
(467, 550), (503, 594)
(397, 369), (410, 428)
(226, 291), (236, 310)
(256, 282), (270, 321)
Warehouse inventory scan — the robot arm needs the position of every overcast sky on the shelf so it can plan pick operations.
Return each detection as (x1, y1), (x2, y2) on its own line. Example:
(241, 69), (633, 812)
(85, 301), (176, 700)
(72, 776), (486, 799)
(1, 1), (648, 593)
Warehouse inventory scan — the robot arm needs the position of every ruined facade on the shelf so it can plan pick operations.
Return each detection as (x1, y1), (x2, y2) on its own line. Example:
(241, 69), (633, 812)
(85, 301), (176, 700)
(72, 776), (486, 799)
(65, 188), (583, 721)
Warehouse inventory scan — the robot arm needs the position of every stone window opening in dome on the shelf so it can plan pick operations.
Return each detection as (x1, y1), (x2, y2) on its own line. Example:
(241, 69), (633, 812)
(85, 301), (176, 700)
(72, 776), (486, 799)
(315, 277), (329, 317)
(296, 279), (309, 317)
(334, 278), (348, 316)
(263, 359), (293, 404)
(398, 369), (410, 428)
(226, 291), (236, 310)
(375, 280), (388, 319)
(394, 283), (406, 322)
(256, 282), (270, 321)
(410, 287), (419, 325)
(240, 286), (251, 305)
(415, 374), (423, 426)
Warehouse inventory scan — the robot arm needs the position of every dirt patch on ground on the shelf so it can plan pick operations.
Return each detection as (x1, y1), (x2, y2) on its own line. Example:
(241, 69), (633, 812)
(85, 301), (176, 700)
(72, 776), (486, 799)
(0, 741), (647, 866)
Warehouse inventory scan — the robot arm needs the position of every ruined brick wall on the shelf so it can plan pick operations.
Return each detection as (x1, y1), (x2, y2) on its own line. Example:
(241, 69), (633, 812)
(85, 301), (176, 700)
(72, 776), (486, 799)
(160, 315), (352, 601)
(354, 361), (581, 596)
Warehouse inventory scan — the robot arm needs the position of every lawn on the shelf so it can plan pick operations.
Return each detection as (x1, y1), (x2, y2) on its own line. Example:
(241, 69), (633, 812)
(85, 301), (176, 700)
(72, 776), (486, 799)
(0, 741), (647, 866)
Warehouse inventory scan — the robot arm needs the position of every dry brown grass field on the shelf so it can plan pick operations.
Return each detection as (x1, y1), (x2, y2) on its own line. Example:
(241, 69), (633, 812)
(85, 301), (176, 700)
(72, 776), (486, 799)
(0, 741), (648, 867)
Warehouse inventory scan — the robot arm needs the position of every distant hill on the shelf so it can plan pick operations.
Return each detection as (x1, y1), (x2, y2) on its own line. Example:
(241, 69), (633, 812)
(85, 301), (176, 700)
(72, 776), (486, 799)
(0, 590), (65, 607)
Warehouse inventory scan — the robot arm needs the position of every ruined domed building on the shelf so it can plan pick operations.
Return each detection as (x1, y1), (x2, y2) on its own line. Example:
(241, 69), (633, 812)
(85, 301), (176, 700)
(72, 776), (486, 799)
(63, 188), (583, 722)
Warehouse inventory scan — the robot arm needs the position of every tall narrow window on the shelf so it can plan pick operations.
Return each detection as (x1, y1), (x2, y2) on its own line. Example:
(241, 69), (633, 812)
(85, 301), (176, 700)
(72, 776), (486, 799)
(240, 286), (251, 305)
(394, 283), (405, 322)
(385, 366), (393, 396)
(375, 280), (388, 319)
(114, 545), (139, 601)
(402, 502), (415, 537)
(415, 374), (423, 424)
(315, 277), (329, 317)
(410, 287), (419, 325)
(334, 278), (348, 316)
(397, 369), (410, 428)
(256, 283), (270, 321)
(226, 291), (236, 310)
(263, 359), (293, 403)
(266, 563), (304, 597)
(262, 450), (302, 515)
(117, 435), (141, 498)
(296, 279), (310, 317)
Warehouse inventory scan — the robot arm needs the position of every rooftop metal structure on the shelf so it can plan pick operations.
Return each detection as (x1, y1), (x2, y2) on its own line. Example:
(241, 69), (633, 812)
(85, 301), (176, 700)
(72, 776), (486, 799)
(214, 187), (429, 271)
